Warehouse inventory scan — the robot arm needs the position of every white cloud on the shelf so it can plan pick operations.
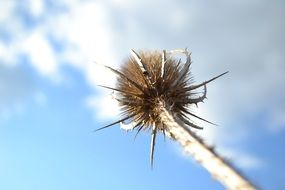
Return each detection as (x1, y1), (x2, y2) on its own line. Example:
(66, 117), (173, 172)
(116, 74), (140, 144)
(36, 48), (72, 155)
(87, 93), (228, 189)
(0, 42), (14, 65)
(217, 147), (264, 170)
(48, 1), (117, 66)
(44, 1), (121, 118)
(85, 94), (120, 120)
(0, 1), (15, 23)
(84, 61), (117, 89)
(28, 0), (45, 17)
(1, 0), (119, 120)
(21, 30), (59, 78)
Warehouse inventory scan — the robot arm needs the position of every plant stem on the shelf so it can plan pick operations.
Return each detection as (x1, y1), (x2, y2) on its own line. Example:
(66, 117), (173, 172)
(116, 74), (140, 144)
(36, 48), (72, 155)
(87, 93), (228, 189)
(160, 107), (257, 190)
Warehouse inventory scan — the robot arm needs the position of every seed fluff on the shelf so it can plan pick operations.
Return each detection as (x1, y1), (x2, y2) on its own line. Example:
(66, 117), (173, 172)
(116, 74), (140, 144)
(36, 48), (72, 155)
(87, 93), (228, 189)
(96, 48), (228, 168)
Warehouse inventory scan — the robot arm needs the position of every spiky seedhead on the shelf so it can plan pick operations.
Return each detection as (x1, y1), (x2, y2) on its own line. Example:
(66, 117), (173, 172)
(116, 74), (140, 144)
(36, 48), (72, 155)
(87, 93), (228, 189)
(96, 49), (228, 167)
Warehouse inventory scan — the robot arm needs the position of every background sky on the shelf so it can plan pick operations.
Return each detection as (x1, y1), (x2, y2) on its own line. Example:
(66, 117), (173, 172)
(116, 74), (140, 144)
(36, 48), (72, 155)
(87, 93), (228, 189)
(0, 0), (285, 190)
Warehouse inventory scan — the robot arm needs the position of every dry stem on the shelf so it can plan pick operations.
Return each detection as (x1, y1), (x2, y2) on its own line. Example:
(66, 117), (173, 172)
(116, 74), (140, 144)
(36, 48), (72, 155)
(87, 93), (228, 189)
(160, 107), (257, 190)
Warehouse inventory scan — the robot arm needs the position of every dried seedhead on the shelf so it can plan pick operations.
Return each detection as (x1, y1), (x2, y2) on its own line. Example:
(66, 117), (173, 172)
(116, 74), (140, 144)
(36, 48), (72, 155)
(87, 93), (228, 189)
(96, 48), (228, 167)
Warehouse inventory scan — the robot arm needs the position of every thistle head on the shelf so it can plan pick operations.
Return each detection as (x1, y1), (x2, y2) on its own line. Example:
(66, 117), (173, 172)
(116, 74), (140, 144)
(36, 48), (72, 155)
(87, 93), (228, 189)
(97, 48), (228, 167)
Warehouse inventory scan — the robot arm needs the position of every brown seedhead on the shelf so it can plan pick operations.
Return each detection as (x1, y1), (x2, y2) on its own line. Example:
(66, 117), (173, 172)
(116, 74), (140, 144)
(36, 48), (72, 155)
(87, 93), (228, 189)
(96, 48), (228, 167)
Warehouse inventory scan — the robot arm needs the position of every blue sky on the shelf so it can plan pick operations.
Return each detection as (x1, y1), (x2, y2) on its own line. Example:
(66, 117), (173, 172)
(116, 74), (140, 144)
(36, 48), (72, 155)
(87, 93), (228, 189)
(0, 0), (285, 189)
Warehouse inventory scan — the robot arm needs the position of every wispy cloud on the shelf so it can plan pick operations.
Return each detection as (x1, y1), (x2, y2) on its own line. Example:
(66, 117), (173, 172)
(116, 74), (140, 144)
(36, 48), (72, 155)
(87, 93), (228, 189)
(217, 147), (264, 170)
(85, 94), (120, 120)
(0, 1), (15, 23)
(21, 30), (59, 78)
(0, 64), (36, 122)
(27, 0), (45, 17)
(0, 0), (118, 120)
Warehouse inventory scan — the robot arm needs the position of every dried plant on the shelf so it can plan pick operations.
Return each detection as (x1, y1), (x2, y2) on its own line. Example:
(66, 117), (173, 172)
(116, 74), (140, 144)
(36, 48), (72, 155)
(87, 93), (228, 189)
(96, 49), (257, 190)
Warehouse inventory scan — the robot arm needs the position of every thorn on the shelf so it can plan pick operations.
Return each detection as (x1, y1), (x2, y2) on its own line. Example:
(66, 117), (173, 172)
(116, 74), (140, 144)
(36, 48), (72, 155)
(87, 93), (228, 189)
(150, 123), (157, 169)
(188, 71), (229, 91)
(93, 114), (135, 132)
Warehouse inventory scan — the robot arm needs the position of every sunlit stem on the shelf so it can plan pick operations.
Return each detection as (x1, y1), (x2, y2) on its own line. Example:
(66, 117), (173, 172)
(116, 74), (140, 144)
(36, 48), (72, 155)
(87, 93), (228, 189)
(160, 107), (257, 190)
